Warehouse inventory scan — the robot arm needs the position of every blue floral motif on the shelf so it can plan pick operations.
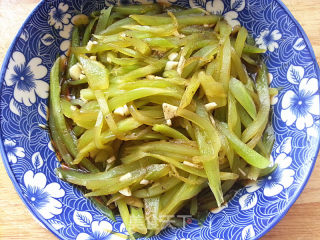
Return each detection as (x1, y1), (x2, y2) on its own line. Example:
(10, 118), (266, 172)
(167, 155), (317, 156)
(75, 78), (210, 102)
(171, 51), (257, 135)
(48, 3), (74, 54)
(281, 65), (320, 130)
(196, 0), (246, 27)
(48, 3), (72, 30)
(245, 137), (295, 197)
(4, 51), (48, 107)
(22, 170), (65, 219)
(3, 138), (25, 164)
(74, 211), (124, 240)
(0, 0), (320, 240)
(256, 29), (282, 52)
(76, 221), (114, 240)
(59, 23), (73, 53)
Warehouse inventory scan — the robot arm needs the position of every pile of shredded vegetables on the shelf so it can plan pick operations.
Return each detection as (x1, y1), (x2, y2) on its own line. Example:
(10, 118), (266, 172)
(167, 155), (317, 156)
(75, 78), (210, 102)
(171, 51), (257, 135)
(49, 4), (277, 238)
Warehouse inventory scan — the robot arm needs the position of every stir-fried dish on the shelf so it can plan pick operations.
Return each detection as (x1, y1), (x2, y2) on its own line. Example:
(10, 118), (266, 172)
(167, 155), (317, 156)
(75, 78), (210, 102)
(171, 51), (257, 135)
(49, 4), (276, 238)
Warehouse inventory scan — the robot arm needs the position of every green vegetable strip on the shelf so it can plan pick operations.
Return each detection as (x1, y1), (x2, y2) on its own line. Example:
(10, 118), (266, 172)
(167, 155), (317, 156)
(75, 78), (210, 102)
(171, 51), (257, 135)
(231, 48), (248, 84)
(130, 15), (219, 26)
(74, 118), (143, 164)
(119, 35), (151, 55)
(85, 164), (168, 195)
(67, 78), (88, 85)
(128, 104), (163, 126)
(171, 7), (207, 16)
(94, 111), (105, 149)
(82, 17), (98, 46)
(108, 88), (181, 112)
(179, 73), (201, 109)
(234, 27), (248, 56)
(229, 78), (257, 120)
(194, 102), (224, 207)
(95, 91), (119, 135)
(50, 61), (114, 218)
(50, 58), (77, 155)
(100, 17), (136, 35)
(144, 197), (160, 230)
(124, 141), (200, 158)
(49, 111), (74, 166)
(180, 25), (214, 34)
(72, 42), (133, 54)
(100, 53), (141, 66)
(56, 160), (148, 186)
(133, 177), (181, 198)
(241, 64), (270, 145)
(243, 44), (266, 54)
(227, 92), (241, 137)
(241, 53), (257, 65)
(123, 152), (207, 178)
(160, 183), (183, 209)
(122, 24), (177, 37)
(79, 55), (109, 90)
(190, 197), (198, 216)
(216, 121), (270, 169)
(157, 175), (207, 234)
(130, 207), (147, 234)
(80, 88), (122, 101)
(182, 44), (219, 78)
(247, 166), (261, 181)
(73, 125), (85, 137)
(143, 37), (178, 48)
(219, 36), (231, 90)
(119, 79), (180, 90)
(176, 108), (219, 146)
(113, 62), (166, 83)
(113, 4), (162, 15)
(94, 6), (113, 34)
(117, 199), (134, 238)
(152, 124), (189, 140)
(262, 123), (275, 157)
(67, 26), (80, 79)
(90, 197), (116, 221)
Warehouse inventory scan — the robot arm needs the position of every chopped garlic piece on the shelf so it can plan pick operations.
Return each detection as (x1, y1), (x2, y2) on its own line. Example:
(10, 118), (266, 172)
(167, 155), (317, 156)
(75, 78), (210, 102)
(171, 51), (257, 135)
(140, 179), (149, 185)
(168, 52), (178, 61)
(166, 119), (172, 126)
(89, 56), (97, 61)
(238, 168), (246, 176)
(203, 24), (215, 27)
(38, 124), (47, 129)
(70, 105), (77, 111)
(107, 156), (116, 164)
(69, 63), (82, 81)
(119, 187), (132, 196)
(72, 14), (89, 26)
(79, 73), (86, 80)
(147, 75), (164, 80)
(162, 103), (178, 121)
(114, 104), (129, 116)
(86, 40), (98, 51)
(165, 61), (178, 71)
(106, 56), (112, 63)
(183, 161), (202, 168)
(209, 115), (216, 126)
(177, 56), (186, 76)
(173, 32), (186, 38)
(120, 172), (132, 182)
(120, 32), (127, 38)
(205, 102), (218, 111)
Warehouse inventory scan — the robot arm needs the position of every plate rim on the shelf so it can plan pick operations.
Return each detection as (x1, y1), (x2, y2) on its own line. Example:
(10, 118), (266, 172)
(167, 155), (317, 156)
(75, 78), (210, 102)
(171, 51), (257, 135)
(0, 0), (319, 239)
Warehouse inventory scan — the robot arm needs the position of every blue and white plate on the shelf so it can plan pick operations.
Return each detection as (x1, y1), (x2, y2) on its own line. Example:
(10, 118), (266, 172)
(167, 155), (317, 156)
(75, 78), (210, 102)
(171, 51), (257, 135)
(1, 0), (319, 239)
